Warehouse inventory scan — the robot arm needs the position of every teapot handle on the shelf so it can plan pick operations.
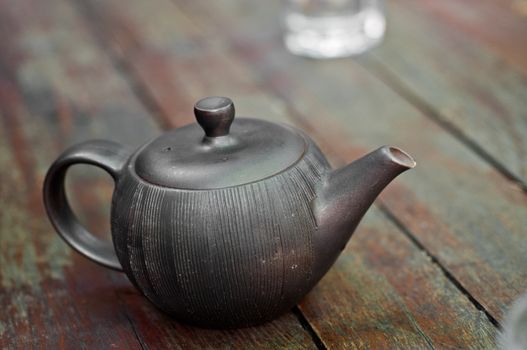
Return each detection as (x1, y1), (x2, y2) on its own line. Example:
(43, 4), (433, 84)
(43, 140), (131, 271)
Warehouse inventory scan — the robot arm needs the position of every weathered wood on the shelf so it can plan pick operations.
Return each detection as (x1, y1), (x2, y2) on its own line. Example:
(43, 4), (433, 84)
(361, 0), (527, 187)
(301, 210), (496, 349)
(115, 294), (317, 350)
(0, 77), (145, 349)
(0, 0), (316, 348)
(178, 0), (527, 323)
(0, 2), (154, 347)
(404, 0), (527, 75)
(75, 0), (499, 347)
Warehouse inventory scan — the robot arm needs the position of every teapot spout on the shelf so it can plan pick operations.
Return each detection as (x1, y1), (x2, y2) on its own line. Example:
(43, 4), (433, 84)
(312, 146), (415, 279)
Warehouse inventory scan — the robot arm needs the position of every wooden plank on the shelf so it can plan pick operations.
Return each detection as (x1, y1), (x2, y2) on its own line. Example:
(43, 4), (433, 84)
(360, 0), (527, 187)
(73, 0), (268, 128)
(403, 0), (527, 75)
(0, 1), (156, 347)
(0, 0), (316, 348)
(301, 209), (496, 349)
(74, 0), (498, 347)
(173, 0), (527, 323)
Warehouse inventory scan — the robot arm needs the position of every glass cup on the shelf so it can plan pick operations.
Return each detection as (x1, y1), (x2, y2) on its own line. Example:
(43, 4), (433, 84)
(283, 0), (386, 58)
(500, 291), (527, 350)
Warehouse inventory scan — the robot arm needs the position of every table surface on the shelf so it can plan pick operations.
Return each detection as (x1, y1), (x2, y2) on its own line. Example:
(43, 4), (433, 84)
(1, 0), (526, 348)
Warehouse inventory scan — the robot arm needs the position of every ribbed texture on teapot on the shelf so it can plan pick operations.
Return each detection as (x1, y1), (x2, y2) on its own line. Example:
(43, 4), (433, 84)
(111, 142), (330, 328)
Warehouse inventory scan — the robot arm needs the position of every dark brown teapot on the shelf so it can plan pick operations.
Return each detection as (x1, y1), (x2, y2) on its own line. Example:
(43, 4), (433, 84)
(43, 96), (415, 328)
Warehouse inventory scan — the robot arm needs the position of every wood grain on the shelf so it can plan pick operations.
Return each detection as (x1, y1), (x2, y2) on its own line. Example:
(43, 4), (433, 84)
(74, 0), (500, 347)
(0, 1), (154, 347)
(0, 0), (316, 348)
(302, 209), (496, 349)
(178, 0), (527, 323)
(362, 0), (527, 187)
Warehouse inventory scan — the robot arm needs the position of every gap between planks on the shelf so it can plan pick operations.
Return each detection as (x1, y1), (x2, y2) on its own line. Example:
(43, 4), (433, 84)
(377, 203), (501, 330)
(123, 311), (149, 350)
(72, 0), (172, 131)
(358, 57), (527, 194)
(69, 0), (502, 342)
(292, 306), (327, 350)
(116, 289), (149, 350)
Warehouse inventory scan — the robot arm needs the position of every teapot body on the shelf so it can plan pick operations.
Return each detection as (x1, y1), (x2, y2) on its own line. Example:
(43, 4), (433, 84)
(44, 96), (415, 329)
(111, 140), (330, 328)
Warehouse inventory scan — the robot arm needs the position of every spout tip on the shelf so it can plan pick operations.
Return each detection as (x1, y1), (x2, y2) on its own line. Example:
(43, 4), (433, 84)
(384, 146), (416, 169)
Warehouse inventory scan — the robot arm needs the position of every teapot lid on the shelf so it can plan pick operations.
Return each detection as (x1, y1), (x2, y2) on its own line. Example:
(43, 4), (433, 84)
(134, 97), (307, 189)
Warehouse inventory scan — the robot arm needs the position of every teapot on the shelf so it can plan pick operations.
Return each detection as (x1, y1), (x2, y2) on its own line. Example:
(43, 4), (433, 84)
(43, 96), (415, 328)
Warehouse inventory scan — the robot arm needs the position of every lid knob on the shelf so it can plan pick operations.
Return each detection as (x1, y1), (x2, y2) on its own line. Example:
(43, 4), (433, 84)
(194, 96), (235, 137)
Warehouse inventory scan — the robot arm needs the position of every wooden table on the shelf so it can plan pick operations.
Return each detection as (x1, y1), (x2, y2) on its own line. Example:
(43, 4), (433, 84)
(1, 0), (526, 348)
